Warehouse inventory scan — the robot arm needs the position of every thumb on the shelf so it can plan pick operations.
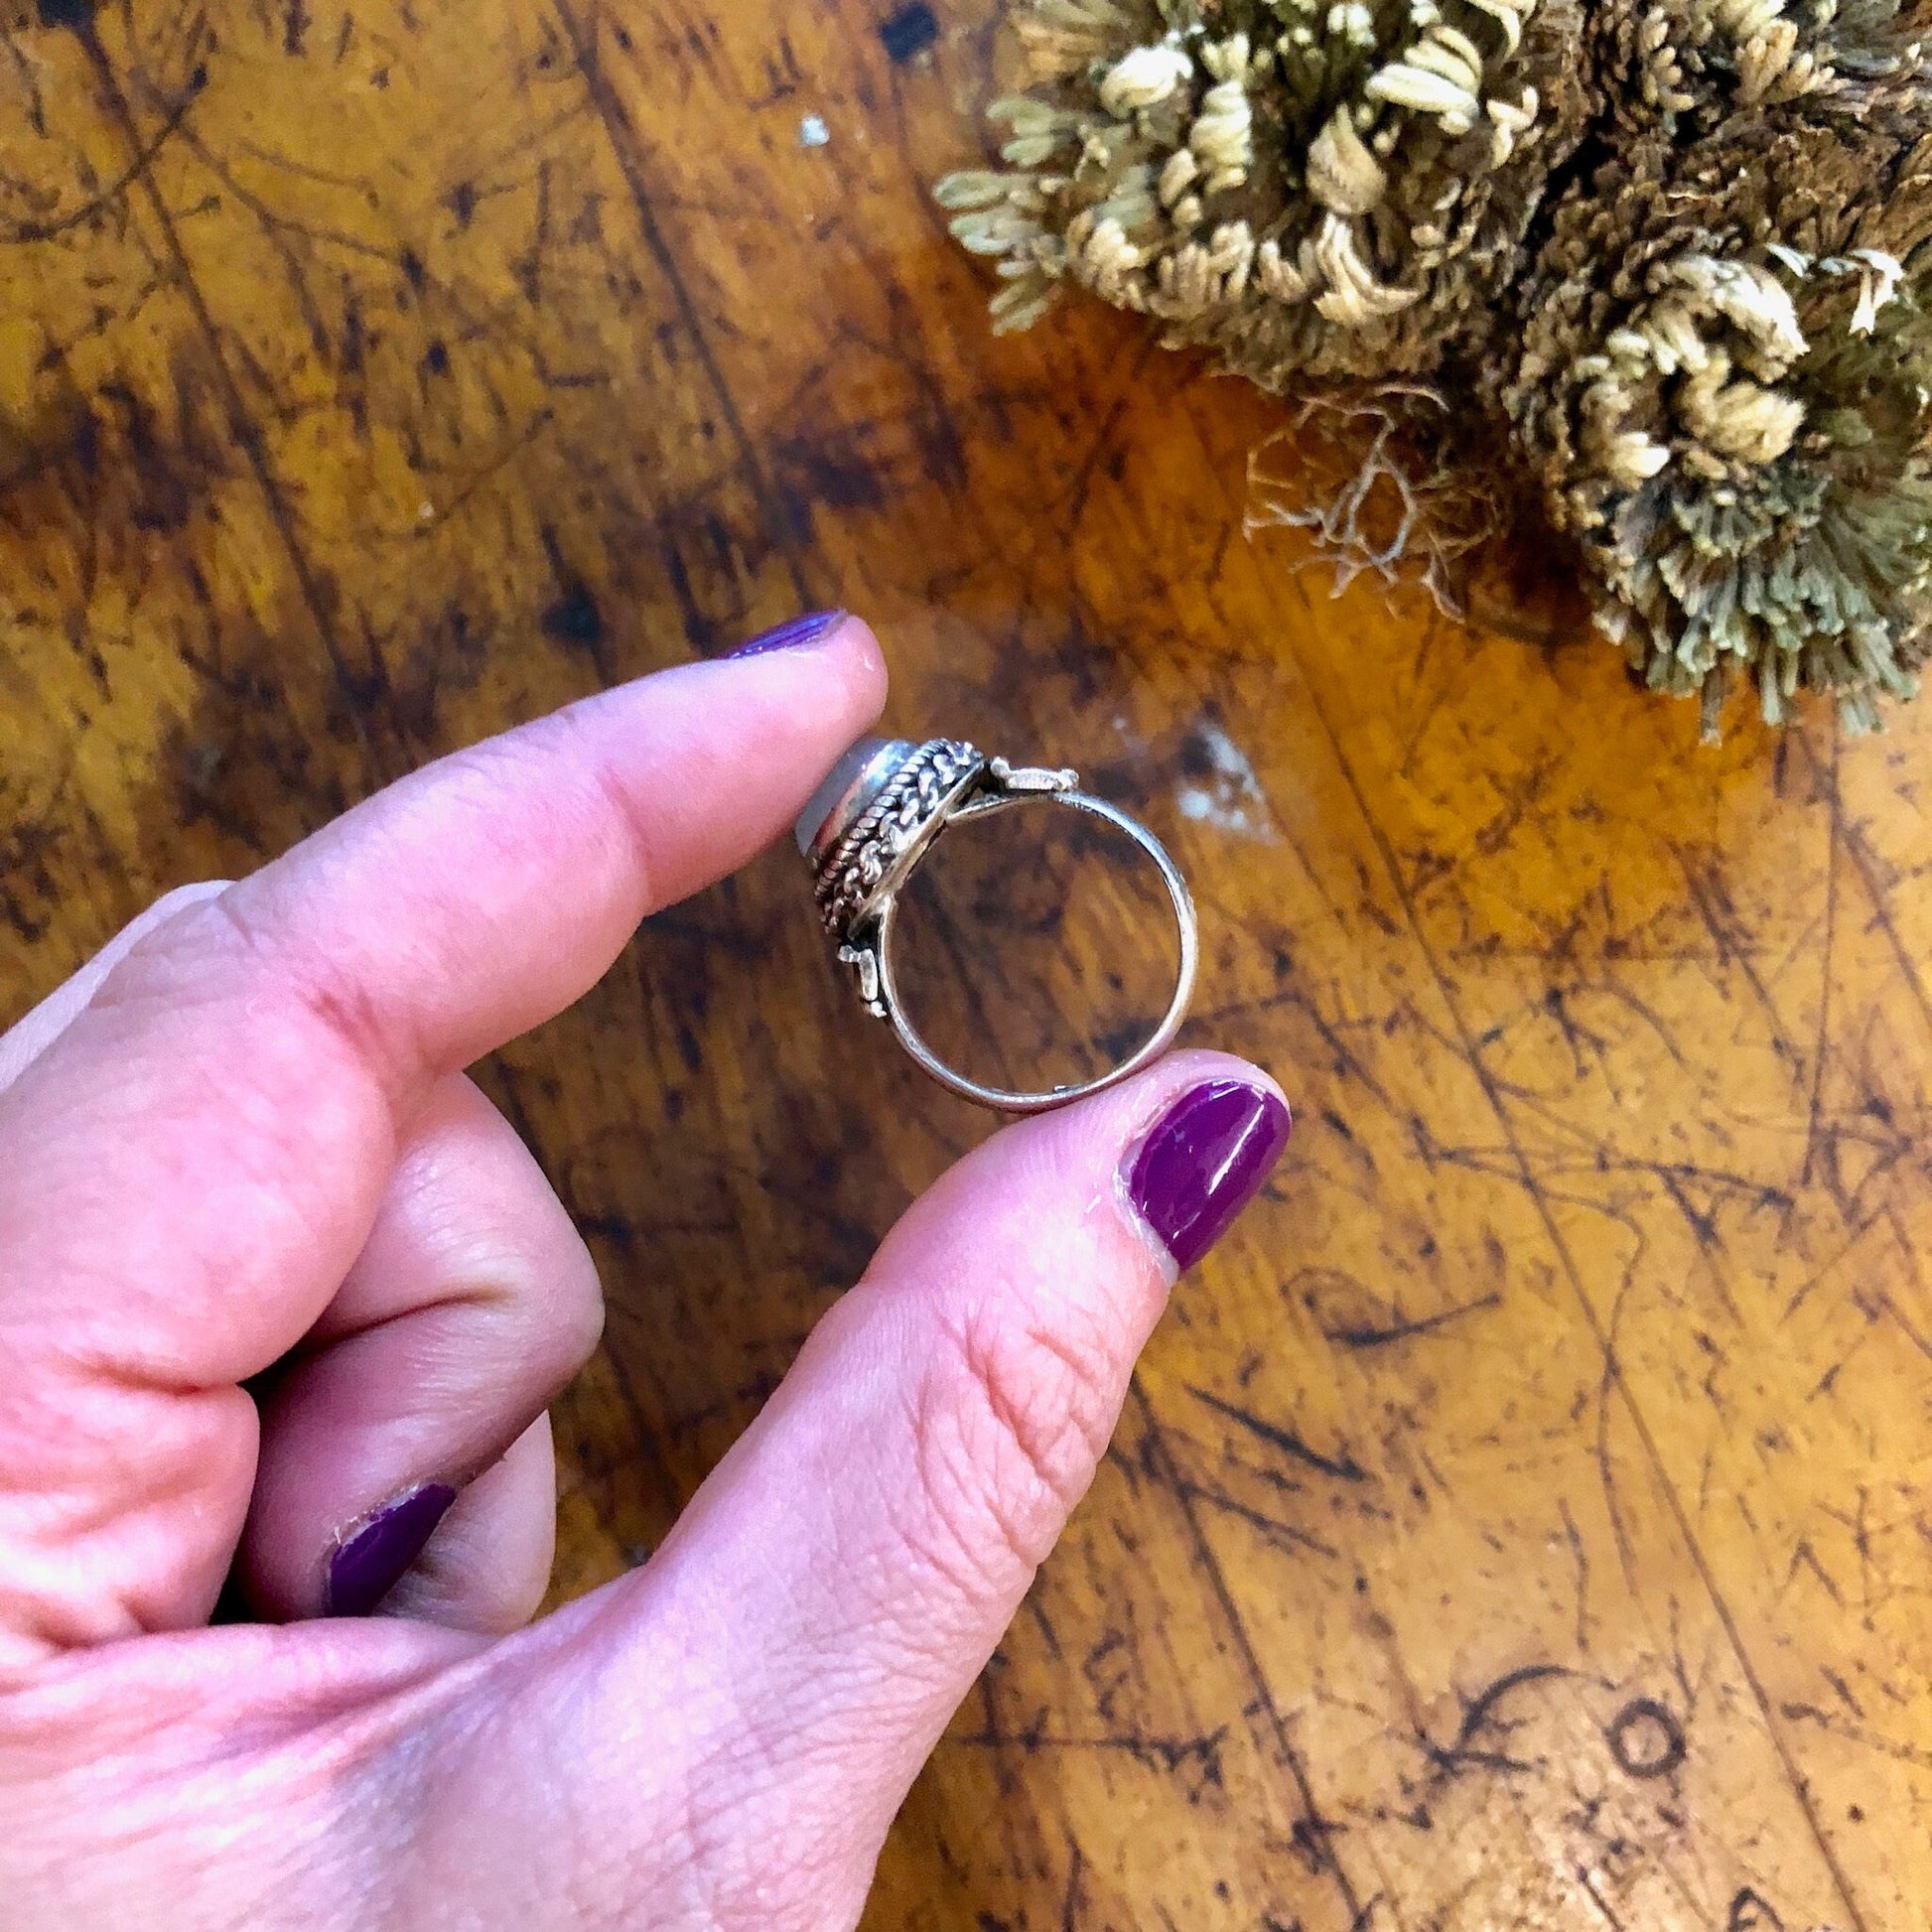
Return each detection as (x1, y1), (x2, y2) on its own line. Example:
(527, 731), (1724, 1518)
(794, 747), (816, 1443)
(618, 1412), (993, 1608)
(425, 1051), (1289, 1930)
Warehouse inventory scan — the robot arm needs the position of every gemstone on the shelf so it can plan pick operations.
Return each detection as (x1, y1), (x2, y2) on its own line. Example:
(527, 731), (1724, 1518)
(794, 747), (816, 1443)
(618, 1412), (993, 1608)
(794, 736), (915, 861)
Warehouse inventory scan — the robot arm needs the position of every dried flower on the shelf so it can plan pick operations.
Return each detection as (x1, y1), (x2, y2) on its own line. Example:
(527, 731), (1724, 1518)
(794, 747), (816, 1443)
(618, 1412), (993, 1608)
(937, 0), (1932, 731)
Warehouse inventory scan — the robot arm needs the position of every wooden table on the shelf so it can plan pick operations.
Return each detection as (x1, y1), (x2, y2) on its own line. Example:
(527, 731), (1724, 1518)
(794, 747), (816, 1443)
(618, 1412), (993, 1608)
(3, 0), (1928, 1921)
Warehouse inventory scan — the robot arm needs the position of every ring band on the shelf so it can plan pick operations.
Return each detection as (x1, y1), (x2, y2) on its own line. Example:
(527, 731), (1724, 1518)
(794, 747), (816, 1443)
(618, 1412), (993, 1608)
(795, 736), (1199, 1113)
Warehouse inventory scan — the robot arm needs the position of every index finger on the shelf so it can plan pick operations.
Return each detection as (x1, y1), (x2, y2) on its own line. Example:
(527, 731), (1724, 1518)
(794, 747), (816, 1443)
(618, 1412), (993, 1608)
(0, 617), (885, 1389)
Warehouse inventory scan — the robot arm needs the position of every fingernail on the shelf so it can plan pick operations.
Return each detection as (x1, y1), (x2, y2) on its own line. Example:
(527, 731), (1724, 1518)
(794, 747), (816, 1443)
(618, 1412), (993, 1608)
(726, 609), (845, 659)
(1127, 1079), (1291, 1274)
(326, 1483), (457, 1617)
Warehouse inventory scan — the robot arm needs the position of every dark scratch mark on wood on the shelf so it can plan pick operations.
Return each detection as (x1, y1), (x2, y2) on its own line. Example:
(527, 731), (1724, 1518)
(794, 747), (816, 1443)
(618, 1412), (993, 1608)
(1802, 717), (1842, 1190)
(1726, 1888), (1787, 1930)
(1820, 1664), (1863, 1718)
(1782, 1537), (1843, 1605)
(1130, 1379), (1372, 1923)
(1188, 1384), (1368, 1483)
(1322, 1291), (1501, 1350)
(1605, 1697), (1686, 1778)
(1270, 597), (1878, 1932)
(1559, 1496), (1591, 1654)
(1778, 1702), (1932, 1769)
(1179, 1480), (1342, 1562)
(1670, 840), (1801, 1074)
(0, 69), (205, 244)
(1791, 728), (1932, 1041)
(1579, 1865), (1630, 1931)
(79, 43), (385, 786)
(1422, 1662), (1573, 1781)
(548, 0), (814, 613)
(951, 1724), (1230, 1788)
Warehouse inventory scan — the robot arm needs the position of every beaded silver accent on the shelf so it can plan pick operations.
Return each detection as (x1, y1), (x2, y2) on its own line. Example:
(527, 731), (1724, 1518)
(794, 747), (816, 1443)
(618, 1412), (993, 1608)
(810, 738), (984, 940)
(796, 733), (1198, 1113)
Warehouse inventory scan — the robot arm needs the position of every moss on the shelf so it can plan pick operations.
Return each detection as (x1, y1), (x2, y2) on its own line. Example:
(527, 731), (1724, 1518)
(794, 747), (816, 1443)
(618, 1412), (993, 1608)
(938, 0), (1932, 731)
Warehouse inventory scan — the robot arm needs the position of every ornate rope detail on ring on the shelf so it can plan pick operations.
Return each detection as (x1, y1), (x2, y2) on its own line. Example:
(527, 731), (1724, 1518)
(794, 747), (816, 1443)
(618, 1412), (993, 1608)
(794, 732), (1200, 1113)
(812, 738), (983, 938)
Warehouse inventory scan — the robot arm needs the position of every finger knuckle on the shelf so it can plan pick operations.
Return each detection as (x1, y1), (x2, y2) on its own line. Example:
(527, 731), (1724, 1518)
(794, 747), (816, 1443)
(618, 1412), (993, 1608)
(545, 1227), (607, 1377)
(198, 889), (408, 1082)
(141, 880), (233, 928)
(449, 1197), (604, 1396)
(916, 1295), (1124, 1580)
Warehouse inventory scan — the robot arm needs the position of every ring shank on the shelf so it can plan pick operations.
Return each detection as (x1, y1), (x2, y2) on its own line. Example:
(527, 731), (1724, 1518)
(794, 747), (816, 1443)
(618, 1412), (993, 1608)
(871, 787), (1198, 1114)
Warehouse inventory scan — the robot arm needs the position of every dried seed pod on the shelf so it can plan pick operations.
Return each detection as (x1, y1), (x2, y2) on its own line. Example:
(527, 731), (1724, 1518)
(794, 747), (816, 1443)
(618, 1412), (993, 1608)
(1307, 104), (1390, 212)
(935, 0), (1932, 731)
(1097, 41), (1193, 114)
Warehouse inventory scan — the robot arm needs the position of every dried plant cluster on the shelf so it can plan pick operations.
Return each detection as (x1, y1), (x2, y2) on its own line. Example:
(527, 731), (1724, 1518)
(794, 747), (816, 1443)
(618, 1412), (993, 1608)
(937, 0), (1932, 730)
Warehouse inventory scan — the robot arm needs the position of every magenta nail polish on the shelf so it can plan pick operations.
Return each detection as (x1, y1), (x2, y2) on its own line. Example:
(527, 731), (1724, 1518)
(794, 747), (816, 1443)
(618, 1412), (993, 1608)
(326, 1483), (457, 1617)
(726, 610), (845, 658)
(1127, 1080), (1291, 1272)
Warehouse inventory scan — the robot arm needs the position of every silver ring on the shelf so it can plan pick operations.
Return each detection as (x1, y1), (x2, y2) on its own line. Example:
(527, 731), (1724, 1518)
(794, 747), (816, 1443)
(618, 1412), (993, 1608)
(795, 736), (1199, 1113)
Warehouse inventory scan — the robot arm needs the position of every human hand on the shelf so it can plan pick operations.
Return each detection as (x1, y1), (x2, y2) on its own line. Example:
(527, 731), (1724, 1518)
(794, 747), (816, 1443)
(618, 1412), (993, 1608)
(0, 614), (1289, 1930)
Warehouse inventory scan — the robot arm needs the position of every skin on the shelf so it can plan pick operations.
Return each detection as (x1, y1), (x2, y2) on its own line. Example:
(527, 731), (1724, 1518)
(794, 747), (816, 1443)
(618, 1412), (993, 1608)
(0, 617), (1283, 1930)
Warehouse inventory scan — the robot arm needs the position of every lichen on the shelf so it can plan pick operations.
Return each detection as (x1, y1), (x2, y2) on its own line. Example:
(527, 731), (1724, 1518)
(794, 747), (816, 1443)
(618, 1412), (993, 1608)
(937, 0), (1932, 732)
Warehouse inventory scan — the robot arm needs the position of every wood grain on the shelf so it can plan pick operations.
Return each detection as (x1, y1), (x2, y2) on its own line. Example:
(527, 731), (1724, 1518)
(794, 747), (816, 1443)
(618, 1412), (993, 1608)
(1, 0), (1927, 1922)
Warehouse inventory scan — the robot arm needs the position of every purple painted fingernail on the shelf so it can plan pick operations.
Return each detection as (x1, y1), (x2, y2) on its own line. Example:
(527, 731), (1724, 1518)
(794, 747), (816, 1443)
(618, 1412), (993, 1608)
(1127, 1079), (1291, 1274)
(726, 609), (845, 659)
(326, 1483), (457, 1617)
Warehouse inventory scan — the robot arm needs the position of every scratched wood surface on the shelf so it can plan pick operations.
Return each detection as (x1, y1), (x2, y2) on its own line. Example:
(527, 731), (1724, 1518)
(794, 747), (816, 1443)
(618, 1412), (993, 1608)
(2, 0), (1929, 1922)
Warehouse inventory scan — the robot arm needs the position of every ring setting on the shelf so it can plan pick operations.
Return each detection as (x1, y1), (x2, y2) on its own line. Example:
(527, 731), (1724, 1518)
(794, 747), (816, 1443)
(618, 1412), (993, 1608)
(797, 736), (1199, 1113)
